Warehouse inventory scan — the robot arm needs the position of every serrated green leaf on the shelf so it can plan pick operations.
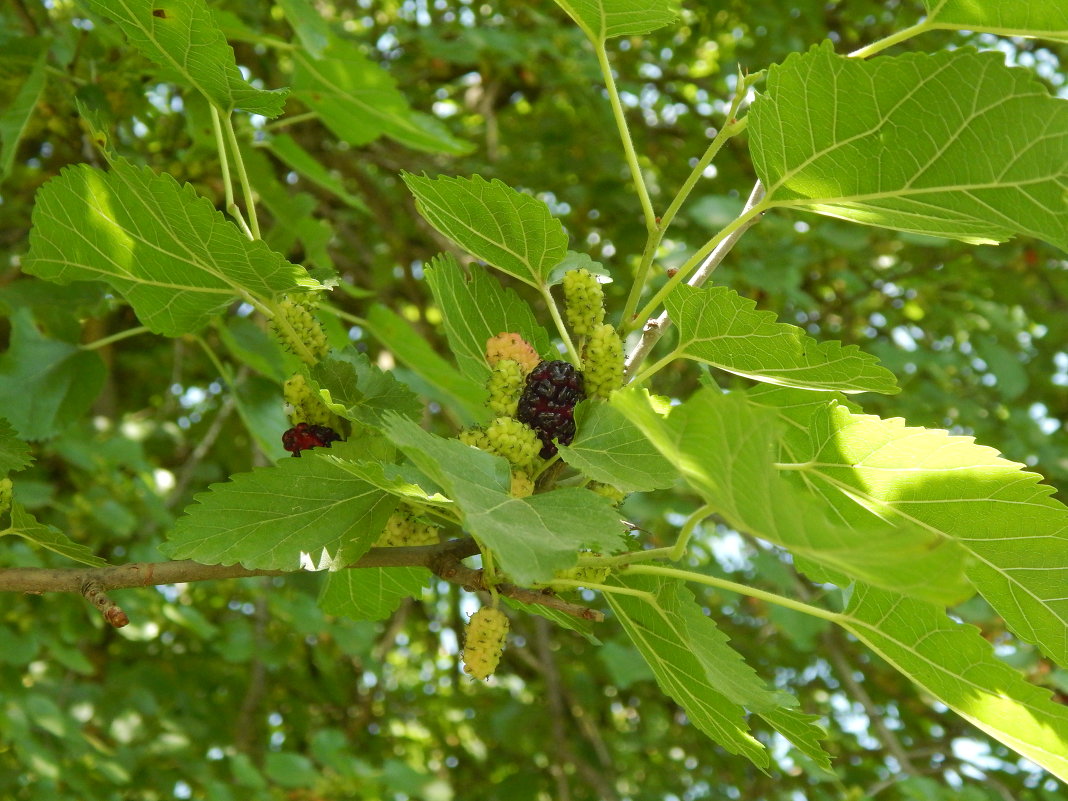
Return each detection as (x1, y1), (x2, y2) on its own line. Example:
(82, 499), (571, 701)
(750, 44), (1068, 249)
(840, 584), (1068, 781)
(382, 416), (627, 585)
(292, 44), (469, 154)
(611, 387), (972, 604)
(0, 418), (33, 476)
(6, 502), (106, 567)
(779, 401), (1068, 665)
(758, 706), (832, 772)
(263, 134), (368, 211)
(24, 159), (317, 336)
(311, 349), (423, 428)
(277, 0), (331, 56)
(923, 1), (1068, 43)
(666, 284), (898, 394)
(364, 304), (488, 423)
(605, 574), (768, 767)
(0, 309), (106, 440)
(424, 255), (552, 383)
(161, 450), (397, 570)
(552, 0), (680, 41)
(320, 567), (428, 621)
(86, 0), (287, 116)
(0, 39), (47, 180)
(557, 401), (676, 492)
(403, 174), (569, 288)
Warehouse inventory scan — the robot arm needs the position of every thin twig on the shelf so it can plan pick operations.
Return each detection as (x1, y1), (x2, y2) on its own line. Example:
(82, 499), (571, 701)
(624, 180), (766, 379)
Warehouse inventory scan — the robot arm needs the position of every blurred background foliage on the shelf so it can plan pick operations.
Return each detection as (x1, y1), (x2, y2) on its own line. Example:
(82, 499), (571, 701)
(0, 0), (1066, 799)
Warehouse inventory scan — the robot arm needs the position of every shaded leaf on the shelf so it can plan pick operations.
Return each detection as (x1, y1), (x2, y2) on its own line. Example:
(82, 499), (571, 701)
(558, 401), (676, 492)
(5, 502), (106, 567)
(552, 0), (680, 41)
(403, 174), (569, 288)
(0, 310), (106, 441)
(750, 44), (1068, 249)
(666, 284), (898, 394)
(0, 39), (47, 180)
(263, 133), (368, 210)
(161, 450), (397, 570)
(382, 415), (627, 585)
(424, 255), (552, 383)
(0, 418), (32, 476)
(311, 349), (423, 429)
(24, 159), (316, 336)
(86, 0), (287, 115)
(923, 1), (1068, 43)
(292, 44), (469, 154)
(320, 567), (428, 621)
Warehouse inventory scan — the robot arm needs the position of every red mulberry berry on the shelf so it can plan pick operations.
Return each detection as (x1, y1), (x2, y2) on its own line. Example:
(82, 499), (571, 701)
(282, 422), (342, 457)
(516, 360), (585, 458)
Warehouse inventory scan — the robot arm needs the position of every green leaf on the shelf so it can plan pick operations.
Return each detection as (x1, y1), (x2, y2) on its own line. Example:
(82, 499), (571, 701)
(781, 401), (1068, 665)
(0, 419), (33, 476)
(320, 567), (428, 621)
(364, 304), (488, 423)
(839, 584), (1068, 781)
(424, 255), (552, 383)
(604, 574), (769, 767)
(0, 39), (47, 180)
(923, 1), (1068, 43)
(666, 284), (898, 394)
(85, 0), (287, 116)
(311, 349), (423, 429)
(263, 134), (368, 211)
(557, 401), (676, 492)
(403, 174), (569, 288)
(6, 502), (106, 567)
(161, 450), (397, 570)
(0, 310), (106, 441)
(551, 0), (680, 41)
(24, 159), (317, 336)
(750, 44), (1068, 249)
(292, 44), (470, 154)
(277, 0), (331, 57)
(758, 706), (833, 772)
(382, 415), (627, 585)
(611, 387), (972, 604)
(500, 596), (600, 643)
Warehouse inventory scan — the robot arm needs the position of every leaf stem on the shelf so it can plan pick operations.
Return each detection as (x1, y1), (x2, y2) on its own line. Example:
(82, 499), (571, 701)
(265, 111), (319, 131)
(628, 350), (678, 387)
(632, 201), (769, 327)
(622, 564), (841, 623)
(80, 326), (151, 351)
(221, 113), (261, 240)
(555, 578), (656, 605)
(541, 286), (582, 366)
(209, 106), (237, 220)
(594, 41), (657, 234)
(669, 505), (714, 561)
(849, 21), (933, 59)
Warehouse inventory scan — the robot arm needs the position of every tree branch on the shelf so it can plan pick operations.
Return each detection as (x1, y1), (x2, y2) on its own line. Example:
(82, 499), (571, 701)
(0, 537), (604, 624)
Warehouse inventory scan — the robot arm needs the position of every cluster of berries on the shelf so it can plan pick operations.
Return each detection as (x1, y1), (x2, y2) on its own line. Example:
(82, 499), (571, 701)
(270, 294), (329, 367)
(375, 505), (440, 547)
(462, 606), (509, 680)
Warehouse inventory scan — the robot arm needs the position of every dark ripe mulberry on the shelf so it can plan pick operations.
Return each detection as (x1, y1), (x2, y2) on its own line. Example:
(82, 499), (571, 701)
(515, 360), (585, 458)
(282, 422), (342, 457)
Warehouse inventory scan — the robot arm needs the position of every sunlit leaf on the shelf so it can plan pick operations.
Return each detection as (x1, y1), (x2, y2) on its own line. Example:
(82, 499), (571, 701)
(552, 0), (680, 41)
(923, 1), (1068, 43)
(5, 503), (106, 567)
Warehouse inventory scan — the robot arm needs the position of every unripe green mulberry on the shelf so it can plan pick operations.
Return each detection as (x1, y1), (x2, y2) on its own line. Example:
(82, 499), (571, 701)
(554, 558), (610, 585)
(283, 373), (334, 426)
(486, 359), (525, 417)
(483, 417), (542, 472)
(509, 470), (534, 498)
(459, 427), (491, 450)
(582, 323), (625, 399)
(563, 269), (605, 337)
(463, 606), (509, 680)
(0, 478), (11, 516)
(375, 505), (440, 547)
(271, 295), (329, 366)
(486, 332), (539, 374)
